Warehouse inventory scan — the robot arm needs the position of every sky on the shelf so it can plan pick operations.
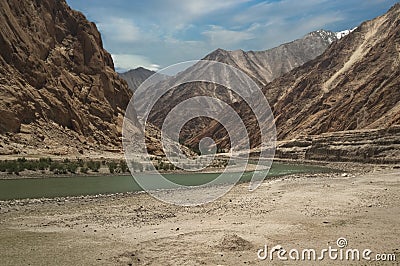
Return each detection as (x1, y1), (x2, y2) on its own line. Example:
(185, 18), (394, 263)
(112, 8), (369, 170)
(66, 0), (398, 72)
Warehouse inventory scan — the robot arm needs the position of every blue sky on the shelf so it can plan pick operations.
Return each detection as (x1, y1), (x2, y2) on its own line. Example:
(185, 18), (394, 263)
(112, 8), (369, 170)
(66, 0), (398, 72)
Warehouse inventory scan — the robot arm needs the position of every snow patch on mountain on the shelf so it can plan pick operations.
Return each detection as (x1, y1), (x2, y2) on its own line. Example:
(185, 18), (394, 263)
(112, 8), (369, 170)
(312, 29), (338, 44)
(336, 27), (357, 39)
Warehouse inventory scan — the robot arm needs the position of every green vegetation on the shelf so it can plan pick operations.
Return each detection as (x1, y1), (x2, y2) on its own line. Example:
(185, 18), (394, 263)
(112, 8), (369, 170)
(80, 167), (89, 174)
(66, 162), (78, 174)
(107, 160), (133, 173)
(0, 156), (229, 176)
(0, 158), (105, 175)
(120, 160), (128, 173)
(0, 157), (54, 175)
(87, 160), (101, 172)
(150, 156), (230, 172)
(107, 161), (118, 174)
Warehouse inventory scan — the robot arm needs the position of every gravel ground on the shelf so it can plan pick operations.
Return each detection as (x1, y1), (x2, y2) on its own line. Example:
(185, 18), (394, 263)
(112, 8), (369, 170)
(0, 165), (399, 265)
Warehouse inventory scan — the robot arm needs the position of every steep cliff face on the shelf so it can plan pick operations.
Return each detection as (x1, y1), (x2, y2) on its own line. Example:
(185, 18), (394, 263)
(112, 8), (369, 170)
(0, 0), (137, 155)
(276, 126), (400, 163)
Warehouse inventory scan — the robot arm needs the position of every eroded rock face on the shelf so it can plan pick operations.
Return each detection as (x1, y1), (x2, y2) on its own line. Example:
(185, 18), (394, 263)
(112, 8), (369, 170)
(269, 3), (400, 140)
(0, 0), (138, 154)
(202, 4), (400, 153)
(276, 126), (400, 163)
(138, 30), (337, 147)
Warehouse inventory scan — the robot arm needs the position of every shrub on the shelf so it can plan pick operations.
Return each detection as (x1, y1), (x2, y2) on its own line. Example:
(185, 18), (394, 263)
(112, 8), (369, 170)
(0, 161), (6, 172)
(77, 158), (84, 167)
(6, 161), (21, 175)
(120, 160), (128, 173)
(39, 158), (52, 169)
(107, 161), (118, 174)
(24, 161), (37, 171)
(50, 162), (67, 174)
(37, 161), (47, 171)
(17, 157), (27, 163)
(87, 160), (100, 172)
(80, 167), (89, 174)
(49, 162), (60, 172)
(66, 163), (78, 174)
(39, 157), (52, 163)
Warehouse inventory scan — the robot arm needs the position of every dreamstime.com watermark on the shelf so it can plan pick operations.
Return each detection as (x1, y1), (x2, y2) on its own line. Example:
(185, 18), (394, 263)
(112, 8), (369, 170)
(257, 237), (397, 262)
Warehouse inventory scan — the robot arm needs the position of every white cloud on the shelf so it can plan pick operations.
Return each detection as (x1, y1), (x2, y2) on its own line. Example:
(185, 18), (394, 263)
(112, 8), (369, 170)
(233, 0), (331, 24)
(176, 0), (250, 19)
(97, 17), (142, 43)
(224, 0), (347, 50)
(111, 54), (160, 71)
(202, 25), (255, 47)
(294, 13), (345, 33)
(67, 0), (398, 69)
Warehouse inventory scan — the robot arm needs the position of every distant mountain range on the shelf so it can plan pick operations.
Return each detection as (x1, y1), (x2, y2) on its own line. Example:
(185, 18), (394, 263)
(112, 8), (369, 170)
(119, 67), (155, 92)
(121, 29), (352, 90)
(202, 29), (342, 86)
(125, 29), (343, 144)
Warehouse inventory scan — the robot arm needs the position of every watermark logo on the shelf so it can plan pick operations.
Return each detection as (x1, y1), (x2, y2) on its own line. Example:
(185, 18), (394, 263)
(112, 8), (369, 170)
(336, 237), (348, 248)
(257, 238), (397, 262)
(122, 60), (276, 206)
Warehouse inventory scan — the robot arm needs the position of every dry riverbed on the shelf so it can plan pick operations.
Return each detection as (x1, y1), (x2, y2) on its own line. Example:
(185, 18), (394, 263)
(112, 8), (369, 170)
(0, 165), (399, 265)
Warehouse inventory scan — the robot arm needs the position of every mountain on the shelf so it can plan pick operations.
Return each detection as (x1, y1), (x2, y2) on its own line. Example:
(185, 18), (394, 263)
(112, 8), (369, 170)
(194, 3), (400, 162)
(138, 29), (339, 143)
(271, 4), (400, 139)
(0, 0), (139, 156)
(203, 29), (338, 86)
(119, 67), (155, 92)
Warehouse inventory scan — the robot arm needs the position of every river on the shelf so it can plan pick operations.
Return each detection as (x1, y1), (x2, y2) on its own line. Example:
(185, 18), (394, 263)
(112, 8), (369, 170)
(0, 163), (333, 200)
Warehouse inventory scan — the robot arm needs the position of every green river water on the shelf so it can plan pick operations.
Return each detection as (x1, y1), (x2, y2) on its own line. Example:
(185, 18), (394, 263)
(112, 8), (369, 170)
(0, 163), (334, 200)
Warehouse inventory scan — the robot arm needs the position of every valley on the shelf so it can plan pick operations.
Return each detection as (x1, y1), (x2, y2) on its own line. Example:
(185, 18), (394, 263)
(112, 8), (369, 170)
(0, 0), (399, 265)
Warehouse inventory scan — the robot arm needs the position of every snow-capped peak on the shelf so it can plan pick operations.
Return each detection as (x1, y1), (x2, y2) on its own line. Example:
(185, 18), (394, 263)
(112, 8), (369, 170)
(311, 29), (338, 44)
(335, 27), (357, 39)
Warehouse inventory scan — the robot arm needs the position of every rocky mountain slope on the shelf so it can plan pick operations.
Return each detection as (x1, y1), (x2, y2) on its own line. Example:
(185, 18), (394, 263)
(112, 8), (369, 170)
(196, 3), (400, 162)
(273, 3), (400, 139)
(0, 0), (139, 156)
(119, 67), (155, 92)
(203, 30), (338, 86)
(139, 30), (339, 143)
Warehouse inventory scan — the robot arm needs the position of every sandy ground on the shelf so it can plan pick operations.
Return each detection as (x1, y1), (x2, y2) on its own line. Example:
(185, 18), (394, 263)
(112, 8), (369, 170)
(0, 167), (399, 265)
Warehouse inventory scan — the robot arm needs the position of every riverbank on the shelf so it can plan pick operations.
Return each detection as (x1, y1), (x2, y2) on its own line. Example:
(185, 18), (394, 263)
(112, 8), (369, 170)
(0, 156), (384, 180)
(0, 165), (398, 265)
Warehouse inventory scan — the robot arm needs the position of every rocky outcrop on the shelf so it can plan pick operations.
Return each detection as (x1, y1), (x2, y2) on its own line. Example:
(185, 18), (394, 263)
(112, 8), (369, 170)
(0, 0), (138, 155)
(276, 126), (400, 163)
